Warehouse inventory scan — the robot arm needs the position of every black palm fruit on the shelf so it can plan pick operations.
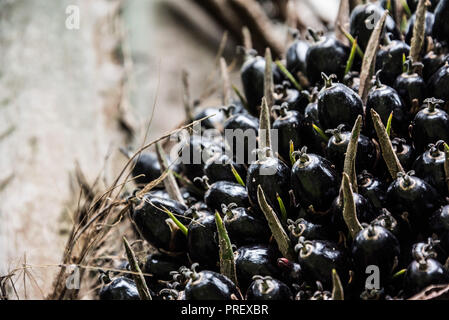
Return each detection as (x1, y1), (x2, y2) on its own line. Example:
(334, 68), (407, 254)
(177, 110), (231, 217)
(287, 218), (337, 242)
(350, 3), (400, 51)
(193, 106), (226, 130)
(376, 36), (410, 86)
(273, 82), (309, 112)
(305, 29), (349, 85)
(132, 195), (188, 252)
(222, 203), (270, 246)
(405, 12), (435, 50)
(223, 110), (259, 166)
(351, 225), (400, 286)
(371, 208), (401, 237)
(412, 141), (447, 194)
(246, 276), (293, 300)
(295, 238), (348, 287)
(302, 88), (327, 154)
(246, 149), (292, 219)
(366, 71), (408, 136)
(429, 205), (449, 254)
(433, 0), (449, 44)
(144, 253), (186, 283)
(277, 258), (302, 285)
(317, 73), (364, 131)
(379, 0), (397, 14)
(241, 50), (282, 115)
(392, 138), (415, 170)
(303, 88), (320, 125)
(358, 171), (388, 212)
(183, 264), (240, 300)
(386, 171), (442, 233)
(403, 257), (449, 298)
(272, 103), (308, 163)
(422, 43), (448, 82)
(291, 147), (340, 215)
(325, 124), (377, 172)
(187, 215), (219, 270)
(428, 63), (449, 103)
(286, 31), (309, 77)
(411, 98), (449, 153)
(234, 245), (282, 291)
(130, 152), (162, 187)
(99, 277), (140, 300)
(204, 153), (246, 184)
(408, 0), (440, 12)
(201, 178), (250, 212)
(411, 238), (440, 261)
(394, 60), (427, 112)
(179, 135), (226, 184)
(330, 192), (379, 233)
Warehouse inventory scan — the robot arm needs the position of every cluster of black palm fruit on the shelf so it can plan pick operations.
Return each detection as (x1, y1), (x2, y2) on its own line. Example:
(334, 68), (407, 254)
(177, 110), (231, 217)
(99, 0), (449, 300)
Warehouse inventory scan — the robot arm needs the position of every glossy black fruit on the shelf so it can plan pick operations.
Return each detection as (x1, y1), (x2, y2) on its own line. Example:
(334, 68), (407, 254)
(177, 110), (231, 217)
(246, 276), (293, 300)
(411, 238), (440, 261)
(386, 171), (441, 232)
(204, 153), (246, 184)
(246, 151), (291, 219)
(132, 195), (188, 252)
(223, 112), (259, 166)
(273, 82), (309, 112)
(180, 135), (225, 183)
(305, 29), (349, 84)
(429, 205), (449, 254)
(203, 179), (250, 212)
(291, 147), (340, 214)
(287, 218), (336, 242)
(412, 141), (447, 194)
(350, 3), (400, 51)
(403, 257), (449, 297)
(405, 12), (434, 49)
(286, 33), (309, 77)
(272, 103), (308, 162)
(408, 0), (440, 12)
(358, 171), (388, 212)
(184, 264), (240, 300)
(433, 0), (449, 44)
(144, 253), (186, 283)
(234, 245), (281, 291)
(428, 63), (449, 103)
(411, 98), (449, 153)
(366, 71), (408, 136)
(351, 225), (400, 285)
(194, 107), (226, 130)
(99, 277), (140, 300)
(317, 73), (364, 130)
(330, 192), (378, 232)
(371, 209), (401, 238)
(393, 60), (427, 112)
(187, 215), (219, 270)
(376, 37), (410, 86)
(392, 138), (415, 170)
(295, 238), (348, 286)
(325, 124), (376, 171)
(131, 152), (162, 187)
(422, 43), (448, 82)
(222, 203), (270, 246)
(277, 258), (302, 285)
(241, 50), (282, 115)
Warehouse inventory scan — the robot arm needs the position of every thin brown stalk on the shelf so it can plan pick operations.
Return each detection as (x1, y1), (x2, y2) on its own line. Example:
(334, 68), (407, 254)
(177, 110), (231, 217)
(359, 11), (388, 103)
(257, 186), (296, 260)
